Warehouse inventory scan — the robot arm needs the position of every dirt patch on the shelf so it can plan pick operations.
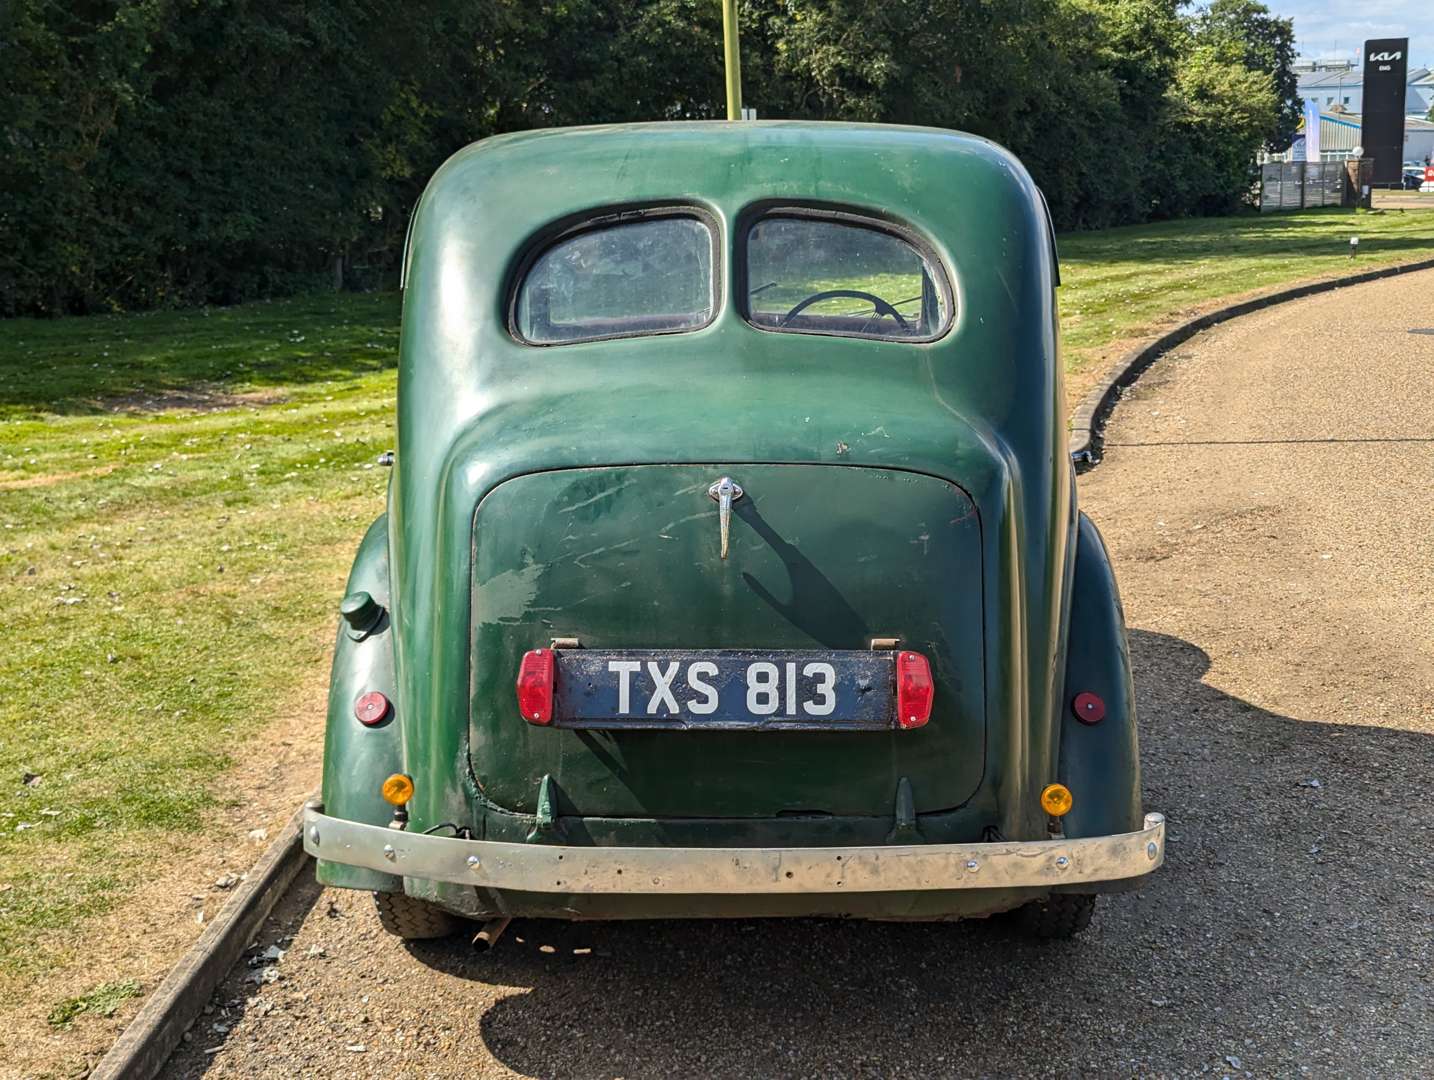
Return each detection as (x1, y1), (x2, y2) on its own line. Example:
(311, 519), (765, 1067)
(93, 386), (290, 414)
(0, 463), (122, 491)
(1066, 310), (1223, 417)
(1, 655), (327, 1080)
(1372, 190), (1434, 211)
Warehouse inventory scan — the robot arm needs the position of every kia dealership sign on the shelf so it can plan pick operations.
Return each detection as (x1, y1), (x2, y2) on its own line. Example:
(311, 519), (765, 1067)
(1360, 38), (1409, 186)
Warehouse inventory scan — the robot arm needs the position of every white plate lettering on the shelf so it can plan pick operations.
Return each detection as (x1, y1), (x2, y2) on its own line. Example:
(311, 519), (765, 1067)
(607, 657), (848, 717)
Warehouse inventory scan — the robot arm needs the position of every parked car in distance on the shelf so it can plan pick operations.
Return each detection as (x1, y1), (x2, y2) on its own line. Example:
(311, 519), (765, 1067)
(304, 122), (1165, 943)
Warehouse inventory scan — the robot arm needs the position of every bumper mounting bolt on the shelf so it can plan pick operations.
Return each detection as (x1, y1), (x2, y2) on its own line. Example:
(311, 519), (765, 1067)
(466, 855), (481, 871)
(1147, 841), (1158, 860)
(965, 859), (980, 873)
(382, 844), (396, 861)
(308, 826), (320, 847)
(1055, 855), (1069, 868)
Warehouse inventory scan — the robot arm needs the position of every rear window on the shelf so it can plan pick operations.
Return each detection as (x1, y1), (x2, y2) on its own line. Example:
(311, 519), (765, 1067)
(745, 213), (951, 341)
(513, 213), (716, 345)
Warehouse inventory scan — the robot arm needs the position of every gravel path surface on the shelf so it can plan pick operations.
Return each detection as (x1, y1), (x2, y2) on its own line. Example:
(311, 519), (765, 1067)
(164, 270), (1434, 1079)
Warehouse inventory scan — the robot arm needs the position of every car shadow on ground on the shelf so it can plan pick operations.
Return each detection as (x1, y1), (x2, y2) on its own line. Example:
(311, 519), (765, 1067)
(387, 628), (1431, 1076)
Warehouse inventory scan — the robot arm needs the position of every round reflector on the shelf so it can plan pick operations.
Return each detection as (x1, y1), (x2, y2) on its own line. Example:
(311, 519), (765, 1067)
(1072, 692), (1105, 725)
(354, 691), (390, 726)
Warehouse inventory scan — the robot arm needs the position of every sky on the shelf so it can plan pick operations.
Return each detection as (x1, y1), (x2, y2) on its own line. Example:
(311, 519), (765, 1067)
(1268, 1), (1434, 69)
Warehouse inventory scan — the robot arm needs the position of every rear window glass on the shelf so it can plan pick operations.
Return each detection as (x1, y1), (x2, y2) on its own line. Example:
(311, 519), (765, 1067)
(514, 215), (715, 344)
(745, 215), (950, 340)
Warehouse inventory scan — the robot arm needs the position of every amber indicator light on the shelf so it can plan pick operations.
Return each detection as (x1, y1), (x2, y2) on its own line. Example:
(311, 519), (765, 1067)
(381, 773), (414, 806)
(1040, 783), (1073, 817)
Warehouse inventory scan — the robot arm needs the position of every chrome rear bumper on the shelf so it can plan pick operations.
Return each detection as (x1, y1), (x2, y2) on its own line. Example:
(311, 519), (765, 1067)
(304, 806), (1164, 894)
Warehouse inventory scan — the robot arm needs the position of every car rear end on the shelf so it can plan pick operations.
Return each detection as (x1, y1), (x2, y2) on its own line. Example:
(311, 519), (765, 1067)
(307, 121), (1162, 929)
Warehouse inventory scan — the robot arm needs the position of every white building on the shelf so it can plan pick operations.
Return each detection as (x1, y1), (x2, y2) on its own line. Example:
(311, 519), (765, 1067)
(1402, 115), (1434, 164)
(1295, 57), (1434, 117)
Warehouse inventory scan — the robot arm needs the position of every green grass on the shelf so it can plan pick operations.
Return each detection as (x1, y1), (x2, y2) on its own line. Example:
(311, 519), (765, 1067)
(1056, 207), (1434, 364)
(750, 272), (926, 315)
(0, 292), (400, 985)
(47, 980), (140, 1028)
(1, 206), (1431, 1007)
(748, 208), (1434, 354)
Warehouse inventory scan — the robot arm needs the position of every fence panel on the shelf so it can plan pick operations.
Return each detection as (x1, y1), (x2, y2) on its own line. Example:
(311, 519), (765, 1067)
(1260, 161), (1358, 211)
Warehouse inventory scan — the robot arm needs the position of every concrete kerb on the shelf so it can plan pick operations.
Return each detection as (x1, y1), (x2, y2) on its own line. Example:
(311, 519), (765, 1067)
(89, 800), (314, 1080)
(1068, 256), (1434, 470)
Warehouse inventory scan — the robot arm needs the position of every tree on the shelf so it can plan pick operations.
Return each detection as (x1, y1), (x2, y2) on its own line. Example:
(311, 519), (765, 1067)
(1197, 0), (1299, 152)
(0, 0), (166, 314)
(0, 0), (1300, 316)
(1158, 43), (1276, 215)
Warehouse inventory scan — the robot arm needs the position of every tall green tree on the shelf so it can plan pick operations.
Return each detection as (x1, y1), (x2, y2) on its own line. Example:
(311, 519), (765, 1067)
(1196, 0), (1299, 152)
(1159, 41), (1277, 215)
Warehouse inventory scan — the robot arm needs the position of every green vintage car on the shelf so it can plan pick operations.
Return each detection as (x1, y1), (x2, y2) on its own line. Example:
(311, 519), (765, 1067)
(304, 121), (1164, 942)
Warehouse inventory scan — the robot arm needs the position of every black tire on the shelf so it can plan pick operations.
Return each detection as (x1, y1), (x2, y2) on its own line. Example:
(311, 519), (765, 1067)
(1014, 893), (1096, 939)
(372, 891), (462, 940)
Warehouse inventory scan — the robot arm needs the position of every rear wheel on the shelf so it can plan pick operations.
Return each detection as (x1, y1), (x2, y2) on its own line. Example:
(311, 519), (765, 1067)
(1014, 893), (1096, 939)
(372, 891), (462, 939)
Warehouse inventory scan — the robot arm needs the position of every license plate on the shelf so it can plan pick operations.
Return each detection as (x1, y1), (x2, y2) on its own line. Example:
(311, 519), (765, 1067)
(552, 649), (897, 731)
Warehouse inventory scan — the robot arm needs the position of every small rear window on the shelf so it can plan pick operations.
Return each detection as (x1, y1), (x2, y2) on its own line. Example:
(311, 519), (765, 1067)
(514, 213), (716, 345)
(745, 213), (951, 341)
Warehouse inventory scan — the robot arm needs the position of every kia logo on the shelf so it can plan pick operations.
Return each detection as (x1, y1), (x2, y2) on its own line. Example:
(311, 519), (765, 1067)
(1368, 51), (1402, 62)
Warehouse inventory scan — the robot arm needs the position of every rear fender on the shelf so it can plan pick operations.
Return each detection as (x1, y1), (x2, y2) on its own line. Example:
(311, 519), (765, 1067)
(1057, 513), (1142, 840)
(316, 515), (403, 893)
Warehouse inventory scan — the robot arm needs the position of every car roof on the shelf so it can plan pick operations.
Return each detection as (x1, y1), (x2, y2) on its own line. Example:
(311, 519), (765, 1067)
(419, 120), (1021, 241)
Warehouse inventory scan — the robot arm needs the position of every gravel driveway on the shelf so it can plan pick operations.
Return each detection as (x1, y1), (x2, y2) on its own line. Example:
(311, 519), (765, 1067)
(165, 269), (1434, 1079)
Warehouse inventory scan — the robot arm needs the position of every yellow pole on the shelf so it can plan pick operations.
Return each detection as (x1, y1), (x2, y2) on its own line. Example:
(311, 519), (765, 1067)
(721, 0), (742, 120)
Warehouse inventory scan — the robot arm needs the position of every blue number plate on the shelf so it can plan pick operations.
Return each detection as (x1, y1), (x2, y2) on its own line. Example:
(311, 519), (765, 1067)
(551, 649), (898, 731)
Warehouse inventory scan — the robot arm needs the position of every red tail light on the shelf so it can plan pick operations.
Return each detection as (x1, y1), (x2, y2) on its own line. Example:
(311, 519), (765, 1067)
(516, 648), (555, 725)
(895, 650), (934, 730)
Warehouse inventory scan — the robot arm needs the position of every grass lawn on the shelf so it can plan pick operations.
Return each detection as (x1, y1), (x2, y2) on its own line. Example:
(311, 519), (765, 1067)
(1056, 207), (1434, 366)
(0, 293), (401, 1071)
(1, 206), (1431, 1060)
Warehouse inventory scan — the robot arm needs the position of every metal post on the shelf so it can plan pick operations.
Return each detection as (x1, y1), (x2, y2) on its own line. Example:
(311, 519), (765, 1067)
(721, 0), (742, 121)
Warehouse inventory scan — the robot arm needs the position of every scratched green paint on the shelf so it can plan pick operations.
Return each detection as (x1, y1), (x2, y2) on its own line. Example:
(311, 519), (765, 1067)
(469, 464), (986, 817)
(317, 122), (1144, 918)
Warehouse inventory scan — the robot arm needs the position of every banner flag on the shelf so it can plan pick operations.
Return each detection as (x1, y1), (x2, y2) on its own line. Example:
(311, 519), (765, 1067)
(1304, 99), (1322, 161)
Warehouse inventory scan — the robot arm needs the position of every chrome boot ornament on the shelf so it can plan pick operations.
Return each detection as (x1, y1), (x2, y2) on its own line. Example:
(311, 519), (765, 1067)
(707, 476), (744, 559)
